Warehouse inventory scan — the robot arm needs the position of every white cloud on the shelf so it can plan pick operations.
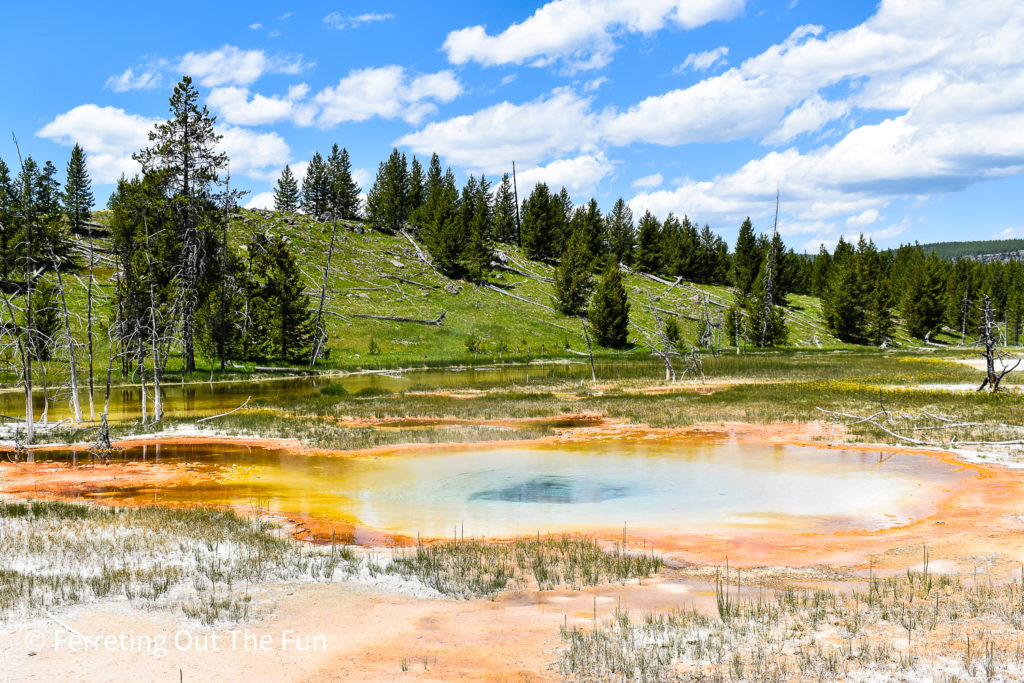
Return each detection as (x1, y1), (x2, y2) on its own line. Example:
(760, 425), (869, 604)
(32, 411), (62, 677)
(396, 89), (599, 172)
(675, 46), (728, 72)
(443, 0), (744, 71)
(207, 85), (317, 126)
(763, 95), (849, 144)
(323, 12), (394, 29)
(35, 104), (159, 183)
(514, 154), (614, 197)
(584, 76), (609, 91)
(314, 66), (462, 127)
(179, 46), (306, 87)
(249, 23), (262, 30)
(105, 65), (163, 92)
(217, 126), (291, 180)
(352, 168), (372, 189)
(846, 208), (880, 227)
(245, 191), (275, 210)
(632, 173), (663, 189)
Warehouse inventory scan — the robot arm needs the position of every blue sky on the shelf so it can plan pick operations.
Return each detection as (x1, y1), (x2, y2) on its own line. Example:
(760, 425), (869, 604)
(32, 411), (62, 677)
(4, 0), (1024, 252)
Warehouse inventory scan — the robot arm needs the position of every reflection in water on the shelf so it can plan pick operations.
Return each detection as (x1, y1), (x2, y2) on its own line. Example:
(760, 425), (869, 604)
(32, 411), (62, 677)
(470, 476), (631, 504)
(0, 361), (658, 423)
(24, 440), (972, 539)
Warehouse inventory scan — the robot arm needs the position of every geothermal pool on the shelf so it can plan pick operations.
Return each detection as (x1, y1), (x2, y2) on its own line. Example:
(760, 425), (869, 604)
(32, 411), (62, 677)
(22, 439), (972, 539)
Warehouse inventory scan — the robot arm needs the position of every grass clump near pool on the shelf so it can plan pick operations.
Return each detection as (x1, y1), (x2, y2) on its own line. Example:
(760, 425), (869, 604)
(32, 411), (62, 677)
(384, 535), (663, 599)
(559, 557), (1024, 681)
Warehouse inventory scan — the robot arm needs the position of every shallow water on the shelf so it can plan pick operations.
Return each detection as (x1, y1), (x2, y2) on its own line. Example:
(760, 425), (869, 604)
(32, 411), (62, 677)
(0, 361), (655, 423)
(27, 439), (971, 539)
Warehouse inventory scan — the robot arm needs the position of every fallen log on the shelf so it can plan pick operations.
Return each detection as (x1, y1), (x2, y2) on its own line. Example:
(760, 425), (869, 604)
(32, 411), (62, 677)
(352, 311), (447, 325)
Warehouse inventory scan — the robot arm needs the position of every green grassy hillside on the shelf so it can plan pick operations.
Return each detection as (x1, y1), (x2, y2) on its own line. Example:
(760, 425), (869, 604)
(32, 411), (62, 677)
(19, 208), (954, 384)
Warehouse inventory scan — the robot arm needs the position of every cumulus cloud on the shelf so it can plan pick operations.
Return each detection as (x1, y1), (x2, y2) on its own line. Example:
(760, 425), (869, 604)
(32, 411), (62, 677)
(245, 191), (275, 210)
(632, 173), (663, 189)
(35, 104), (159, 183)
(846, 208), (880, 227)
(219, 126), (291, 180)
(105, 65), (163, 92)
(514, 154), (614, 197)
(207, 85), (317, 126)
(675, 46), (729, 72)
(179, 46), (307, 87)
(314, 66), (462, 127)
(323, 12), (394, 29)
(396, 89), (599, 172)
(443, 0), (744, 71)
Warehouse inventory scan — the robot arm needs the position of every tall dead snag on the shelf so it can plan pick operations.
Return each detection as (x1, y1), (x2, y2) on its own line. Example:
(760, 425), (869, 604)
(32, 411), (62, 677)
(581, 318), (596, 382)
(50, 255), (82, 421)
(86, 232), (95, 419)
(644, 291), (676, 381)
(310, 213), (339, 367)
(977, 293), (1020, 392)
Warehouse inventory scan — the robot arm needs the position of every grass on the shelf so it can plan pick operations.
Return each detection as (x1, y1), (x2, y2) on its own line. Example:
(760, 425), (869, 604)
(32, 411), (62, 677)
(384, 535), (663, 599)
(0, 499), (664, 624)
(559, 550), (1024, 681)
(2, 207), (971, 395)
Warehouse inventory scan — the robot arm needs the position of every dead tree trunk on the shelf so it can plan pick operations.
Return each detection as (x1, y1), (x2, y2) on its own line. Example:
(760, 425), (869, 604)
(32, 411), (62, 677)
(86, 233), (95, 420)
(143, 214), (162, 422)
(310, 215), (338, 367)
(51, 254), (83, 422)
(581, 318), (596, 382)
(977, 293), (1020, 392)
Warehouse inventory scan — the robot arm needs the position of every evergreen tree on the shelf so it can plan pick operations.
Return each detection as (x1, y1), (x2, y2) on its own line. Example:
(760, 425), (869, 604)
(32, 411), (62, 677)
(408, 156), (425, 219)
(698, 224), (729, 285)
(274, 165), (300, 213)
(63, 144), (94, 235)
(659, 213), (683, 277)
(810, 244), (832, 297)
(732, 217), (761, 297)
(421, 167), (462, 276)
(521, 183), (557, 260)
(301, 152), (330, 217)
(326, 145), (361, 219)
(588, 265), (630, 348)
(553, 226), (594, 315)
(0, 158), (15, 277)
(901, 253), (946, 339)
(461, 175), (493, 280)
(551, 187), (573, 253)
(249, 233), (314, 361)
(867, 273), (895, 345)
(134, 76), (228, 373)
(365, 148), (410, 232)
(579, 198), (604, 267)
(605, 198), (635, 266)
(633, 211), (662, 273)
(675, 216), (700, 281)
(492, 174), (517, 244)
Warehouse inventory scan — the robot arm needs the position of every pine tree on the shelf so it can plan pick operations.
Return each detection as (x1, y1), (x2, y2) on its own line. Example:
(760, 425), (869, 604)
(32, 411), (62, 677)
(743, 241), (787, 347)
(365, 148), (409, 232)
(250, 234), (314, 361)
(659, 212), (683, 277)
(421, 167), (462, 276)
(301, 151), (329, 217)
(134, 76), (227, 373)
(0, 158), (15, 277)
(521, 183), (556, 260)
(867, 273), (895, 346)
(732, 217), (761, 297)
(810, 244), (832, 297)
(492, 174), (517, 244)
(902, 254), (946, 339)
(327, 145), (361, 219)
(605, 198), (635, 266)
(274, 165), (300, 213)
(408, 156), (425, 219)
(63, 144), (94, 235)
(633, 211), (662, 274)
(554, 227), (594, 315)
(698, 224), (729, 285)
(588, 265), (630, 348)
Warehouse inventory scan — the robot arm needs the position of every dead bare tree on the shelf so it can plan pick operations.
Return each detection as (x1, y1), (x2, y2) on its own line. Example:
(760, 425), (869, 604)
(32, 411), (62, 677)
(643, 291), (676, 381)
(580, 317), (596, 382)
(49, 250), (83, 422)
(977, 293), (1020, 392)
(310, 210), (339, 367)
